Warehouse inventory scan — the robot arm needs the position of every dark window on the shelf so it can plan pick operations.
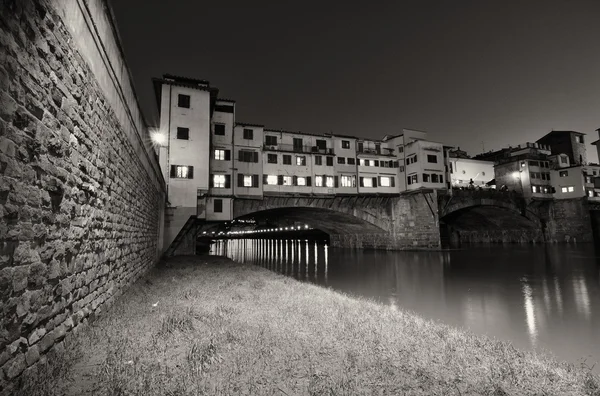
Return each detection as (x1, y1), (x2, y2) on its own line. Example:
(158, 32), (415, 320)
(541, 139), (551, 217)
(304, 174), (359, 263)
(347, 158), (355, 165)
(239, 150), (258, 162)
(283, 155), (292, 165)
(326, 156), (333, 166)
(375, 143), (381, 154)
(214, 124), (225, 135)
(267, 154), (277, 164)
(316, 139), (327, 149)
(423, 173), (430, 182)
(265, 135), (277, 146)
(342, 140), (350, 149)
(315, 156), (322, 165)
(427, 154), (437, 163)
(293, 138), (303, 151)
(357, 142), (364, 152)
(431, 174), (439, 183)
(243, 129), (253, 140)
(178, 94), (190, 108)
(214, 199), (223, 213)
(398, 146), (404, 153)
(176, 127), (189, 140)
(559, 170), (568, 177)
(337, 157), (346, 164)
(215, 105), (234, 113)
(374, 160), (379, 167)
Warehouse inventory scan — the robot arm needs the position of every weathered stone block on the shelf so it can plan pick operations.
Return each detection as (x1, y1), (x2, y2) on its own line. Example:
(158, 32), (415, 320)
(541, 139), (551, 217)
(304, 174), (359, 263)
(2, 353), (26, 379)
(24, 345), (39, 366)
(37, 330), (55, 353)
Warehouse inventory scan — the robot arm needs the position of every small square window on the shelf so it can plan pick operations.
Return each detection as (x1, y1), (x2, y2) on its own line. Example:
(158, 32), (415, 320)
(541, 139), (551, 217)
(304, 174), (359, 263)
(297, 177), (306, 186)
(243, 129), (253, 140)
(214, 149), (225, 160)
(326, 176), (334, 188)
(176, 127), (189, 140)
(283, 176), (293, 186)
(342, 140), (350, 149)
(266, 175), (278, 185)
(296, 156), (306, 166)
(326, 157), (333, 166)
(267, 154), (277, 164)
(243, 175), (252, 187)
(214, 124), (225, 135)
(283, 155), (292, 165)
(347, 158), (355, 165)
(380, 177), (391, 187)
(427, 154), (437, 163)
(315, 156), (322, 166)
(265, 135), (277, 146)
(178, 94), (190, 108)
(337, 157), (346, 164)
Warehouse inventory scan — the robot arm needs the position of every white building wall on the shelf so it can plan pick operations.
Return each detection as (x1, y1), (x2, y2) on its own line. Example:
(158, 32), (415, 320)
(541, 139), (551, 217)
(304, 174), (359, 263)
(449, 158), (494, 188)
(233, 125), (263, 198)
(333, 136), (358, 194)
(552, 166), (585, 199)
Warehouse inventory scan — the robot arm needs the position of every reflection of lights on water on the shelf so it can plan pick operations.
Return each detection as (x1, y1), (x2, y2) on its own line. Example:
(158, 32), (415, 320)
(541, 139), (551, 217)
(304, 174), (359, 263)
(522, 282), (537, 346)
(573, 277), (591, 319)
(389, 296), (398, 311)
(305, 243), (309, 276)
(324, 244), (328, 284)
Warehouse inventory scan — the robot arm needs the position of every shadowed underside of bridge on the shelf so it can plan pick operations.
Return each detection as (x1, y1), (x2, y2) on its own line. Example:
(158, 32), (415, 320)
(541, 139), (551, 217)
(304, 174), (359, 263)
(440, 206), (544, 245)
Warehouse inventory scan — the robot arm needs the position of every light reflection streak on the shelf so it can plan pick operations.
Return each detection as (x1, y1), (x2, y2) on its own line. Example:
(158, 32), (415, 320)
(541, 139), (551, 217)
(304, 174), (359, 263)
(324, 244), (328, 284)
(573, 277), (591, 319)
(522, 281), (537, 346)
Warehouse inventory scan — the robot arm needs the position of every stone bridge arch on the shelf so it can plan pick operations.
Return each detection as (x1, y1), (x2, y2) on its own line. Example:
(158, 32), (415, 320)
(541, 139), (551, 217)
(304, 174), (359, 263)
(438, 190), (544, 245)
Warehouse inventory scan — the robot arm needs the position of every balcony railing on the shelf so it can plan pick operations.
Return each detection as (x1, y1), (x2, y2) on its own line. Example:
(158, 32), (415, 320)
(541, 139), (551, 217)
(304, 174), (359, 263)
(263, 144), (334, 155)
(357, 148), (395, 157)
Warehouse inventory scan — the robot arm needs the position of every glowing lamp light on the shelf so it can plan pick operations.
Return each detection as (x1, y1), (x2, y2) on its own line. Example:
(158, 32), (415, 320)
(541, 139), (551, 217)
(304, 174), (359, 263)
(150, 130), (168, 147)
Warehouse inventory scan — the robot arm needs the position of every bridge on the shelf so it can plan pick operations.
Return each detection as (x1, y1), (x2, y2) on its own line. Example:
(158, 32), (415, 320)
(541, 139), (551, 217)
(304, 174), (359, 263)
(167, 187), (593, 255)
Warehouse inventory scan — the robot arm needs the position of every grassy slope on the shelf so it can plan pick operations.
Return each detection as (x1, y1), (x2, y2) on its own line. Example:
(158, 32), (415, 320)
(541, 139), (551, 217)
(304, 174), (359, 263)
(22, 255), (600, 396)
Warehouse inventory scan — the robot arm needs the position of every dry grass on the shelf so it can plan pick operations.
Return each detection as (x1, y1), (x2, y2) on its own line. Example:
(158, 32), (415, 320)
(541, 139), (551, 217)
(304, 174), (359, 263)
(19, 255), (600, 395)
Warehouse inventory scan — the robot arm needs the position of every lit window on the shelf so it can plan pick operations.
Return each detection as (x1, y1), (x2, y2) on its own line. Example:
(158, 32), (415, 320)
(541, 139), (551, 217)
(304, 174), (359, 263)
(359, 159), (366, 166)
(283, 176), (293, 186)
(177, 166), (188, 178)
(568, 186), (574, 192)
(533, 186), (539, 193)
(326, 176), (334, 188)
(266, 175), (278, 185)
(214, 149), (225, 160)
(297, 177), (306, 186)
(363, 177), (373, 187)
(588, 190), (594, 197)
(341, 175), (355, 187)
(559, 171), (568, 177)
(243, 175), (252, 187)
(380, 177), (391, 187)
(315, 176), (323, 187)
(213, 174), (226, 188)
(296, 156), (306, 166)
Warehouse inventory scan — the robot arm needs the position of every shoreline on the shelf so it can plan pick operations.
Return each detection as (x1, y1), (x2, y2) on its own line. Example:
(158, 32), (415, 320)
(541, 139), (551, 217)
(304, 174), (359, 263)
(16, 254), (600, 395)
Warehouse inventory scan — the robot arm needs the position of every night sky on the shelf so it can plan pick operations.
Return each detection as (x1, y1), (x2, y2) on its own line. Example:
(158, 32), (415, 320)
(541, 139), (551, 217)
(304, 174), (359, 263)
(112, 0), (600, 162)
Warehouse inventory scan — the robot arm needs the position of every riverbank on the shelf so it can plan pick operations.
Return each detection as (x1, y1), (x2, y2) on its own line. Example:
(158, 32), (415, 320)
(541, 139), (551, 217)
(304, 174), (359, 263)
(20, 255), (599, 395)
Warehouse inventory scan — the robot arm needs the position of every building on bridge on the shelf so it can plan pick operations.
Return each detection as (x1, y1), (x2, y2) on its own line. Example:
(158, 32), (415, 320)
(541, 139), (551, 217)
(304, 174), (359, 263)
(151, 74), (452, 249)
(447, 149), (495, 189)
(536, 130), (587, 166)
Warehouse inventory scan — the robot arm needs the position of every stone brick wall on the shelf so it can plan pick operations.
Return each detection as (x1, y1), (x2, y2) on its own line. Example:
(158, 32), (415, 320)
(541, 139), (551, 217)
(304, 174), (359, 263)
(543, 198), (593, 243)
(0, 0), (165, 392)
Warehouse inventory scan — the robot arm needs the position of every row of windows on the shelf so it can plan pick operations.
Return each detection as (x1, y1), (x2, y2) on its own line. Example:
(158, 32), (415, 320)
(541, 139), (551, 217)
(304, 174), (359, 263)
(530, 172), (551, 180)
(531, 185), (553, 194)
(406, 173), (445, 185)
(208, 174), (396, 189)
(528, 160), (550, 168)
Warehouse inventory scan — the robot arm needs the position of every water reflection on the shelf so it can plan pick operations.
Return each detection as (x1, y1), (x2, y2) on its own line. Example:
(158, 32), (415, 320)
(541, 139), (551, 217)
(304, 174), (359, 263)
(211, 240), (600, 371)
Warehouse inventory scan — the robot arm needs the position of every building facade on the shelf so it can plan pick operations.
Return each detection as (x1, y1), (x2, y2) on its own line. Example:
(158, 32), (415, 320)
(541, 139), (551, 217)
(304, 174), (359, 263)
(536, 130), (587, 166)
(152, 75), (450, 245)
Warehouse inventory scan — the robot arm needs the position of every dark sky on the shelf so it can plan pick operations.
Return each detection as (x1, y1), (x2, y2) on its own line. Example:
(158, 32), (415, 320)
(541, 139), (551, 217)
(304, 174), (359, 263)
(112, 0), (600, 162)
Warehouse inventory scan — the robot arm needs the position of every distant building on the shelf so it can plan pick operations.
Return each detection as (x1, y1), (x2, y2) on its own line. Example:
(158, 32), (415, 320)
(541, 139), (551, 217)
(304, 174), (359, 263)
(536, 130), (587, 165)
(448, 155), (495, 188)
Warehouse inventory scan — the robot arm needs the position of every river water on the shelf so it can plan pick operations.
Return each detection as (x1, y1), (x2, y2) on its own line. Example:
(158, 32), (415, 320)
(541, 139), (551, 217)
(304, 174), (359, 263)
(211, 239), (600, 372)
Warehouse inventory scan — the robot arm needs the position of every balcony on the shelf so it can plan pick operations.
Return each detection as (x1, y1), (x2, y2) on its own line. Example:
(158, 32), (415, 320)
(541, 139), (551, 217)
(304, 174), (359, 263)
(357, 148), (395, 157)
(263, 144), (334, 155)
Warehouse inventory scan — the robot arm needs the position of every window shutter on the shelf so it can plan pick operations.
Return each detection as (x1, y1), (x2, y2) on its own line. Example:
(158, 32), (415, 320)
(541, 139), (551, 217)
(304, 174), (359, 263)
(263, 174), (268, 185)
(372, 177), (378, 187)
(225, 175), (231, 189)
(293, 176), (298, 186)
(188, 166), (194, 179)
(238, 173), (244, 187)
(440, 175), (444, 183)
(225, 150), (231, 161)
(170, 165), (176, 178)
(209, 175), (214, 188)
(391, 177), (395, 187)
(278, 175), (283, 185)
(253, 151), (258, 163)
(334, 176), (339, 188)
(238, 150), (242, 161)
(378, 176), (381, 186)
(359, 177), (364, 187)
(306, 176), (312, 186)
(252, 174), (259, 188)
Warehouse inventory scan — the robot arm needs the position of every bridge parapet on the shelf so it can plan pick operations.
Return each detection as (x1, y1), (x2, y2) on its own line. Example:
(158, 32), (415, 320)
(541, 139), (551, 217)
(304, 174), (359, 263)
(438, 189), (525, 218)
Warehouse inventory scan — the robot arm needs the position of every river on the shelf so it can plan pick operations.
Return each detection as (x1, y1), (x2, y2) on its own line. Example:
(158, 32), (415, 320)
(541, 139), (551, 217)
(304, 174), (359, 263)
(211, 239), (600, 372)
